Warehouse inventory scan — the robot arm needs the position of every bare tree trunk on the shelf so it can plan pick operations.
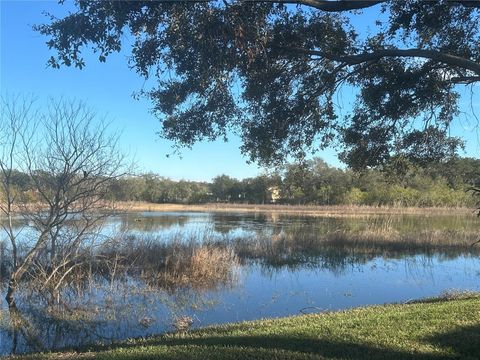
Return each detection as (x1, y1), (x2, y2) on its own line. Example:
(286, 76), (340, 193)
(0, 240), (5, 278)
(6, 278), (17, 307)
(1, 96), (127, 308)
(8, 305), (45, 353)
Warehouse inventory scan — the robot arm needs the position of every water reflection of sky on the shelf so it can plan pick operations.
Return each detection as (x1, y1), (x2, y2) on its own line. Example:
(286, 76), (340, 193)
(2, 255), (478, 355)
(5, 211), (480, 245)
(1, 212), (479, 355)
(100, 211), (480, 241)
(104, 212), (268, 240)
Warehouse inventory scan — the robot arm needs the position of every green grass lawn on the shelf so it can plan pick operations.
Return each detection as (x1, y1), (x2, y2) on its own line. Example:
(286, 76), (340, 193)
(12, 295), (480, 360)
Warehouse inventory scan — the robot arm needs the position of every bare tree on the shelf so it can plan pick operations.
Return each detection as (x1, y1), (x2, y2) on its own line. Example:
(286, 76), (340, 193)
(0, 96), (127, 307)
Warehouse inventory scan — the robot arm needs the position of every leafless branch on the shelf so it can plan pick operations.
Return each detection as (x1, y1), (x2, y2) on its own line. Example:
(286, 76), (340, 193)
(1, 97), (128, 307)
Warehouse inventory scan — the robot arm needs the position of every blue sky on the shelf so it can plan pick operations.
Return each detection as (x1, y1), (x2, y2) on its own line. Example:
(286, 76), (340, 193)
(1, 1), (479, 181)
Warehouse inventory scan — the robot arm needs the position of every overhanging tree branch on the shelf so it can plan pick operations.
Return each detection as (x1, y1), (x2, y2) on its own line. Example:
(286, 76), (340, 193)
(116, 0), (385, 11)
(243, 0), (385, 11)
(448, 76), (480, 84)
(452, 0), (480, 8)
(282, 47), (480, 76)
(35, 0), (480, 167)
(127, 0), (477, 11)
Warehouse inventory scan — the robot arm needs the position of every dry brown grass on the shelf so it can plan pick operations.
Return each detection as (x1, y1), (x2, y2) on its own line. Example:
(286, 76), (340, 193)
(329, 228), (480, 250)
(233, 225), (480, 268)
(143, 244), (239, 291)
(114, 201), (474, 218)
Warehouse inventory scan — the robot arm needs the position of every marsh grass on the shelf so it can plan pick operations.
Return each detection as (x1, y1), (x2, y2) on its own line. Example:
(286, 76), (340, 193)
(1, 213), (478, 320)
(0, 308), (6, 328)
(329, 228), (480, 251)
(114, 202), (474, 216)
(232, 223), (480, 270)
(1, 220), (477, 297)
(108, 208), (480, 271)
(95, 233), (240, 292)
(172, 315), (194, 332)
(146, 244), (239, 291)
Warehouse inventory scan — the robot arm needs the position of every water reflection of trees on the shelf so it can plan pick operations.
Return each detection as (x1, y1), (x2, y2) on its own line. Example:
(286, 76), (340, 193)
(0, 275), (230, 355)
(115, 214), (190, 233)
(2, 298), (150, 354)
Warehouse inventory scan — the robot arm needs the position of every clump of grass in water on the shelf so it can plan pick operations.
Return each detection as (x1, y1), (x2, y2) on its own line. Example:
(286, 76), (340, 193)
(0, 309), (7, 329)
(96, 233), (240, 292)
(148, 245), (239, 291)
(172, 315), (194, 332)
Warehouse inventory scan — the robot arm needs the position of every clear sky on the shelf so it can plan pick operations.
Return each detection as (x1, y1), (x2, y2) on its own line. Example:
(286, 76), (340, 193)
(1, 1), (479, 181)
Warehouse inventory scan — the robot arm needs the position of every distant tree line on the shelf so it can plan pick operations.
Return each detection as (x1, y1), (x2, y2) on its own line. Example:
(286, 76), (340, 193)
(3, 157), (479, 207)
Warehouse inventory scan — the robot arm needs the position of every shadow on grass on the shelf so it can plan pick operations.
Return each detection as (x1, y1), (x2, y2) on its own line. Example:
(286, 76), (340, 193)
(86, 324), (480, 360)
(5, 301), (479, 359)
(6, 324), (480, 359)
(425, 323), (480, 359)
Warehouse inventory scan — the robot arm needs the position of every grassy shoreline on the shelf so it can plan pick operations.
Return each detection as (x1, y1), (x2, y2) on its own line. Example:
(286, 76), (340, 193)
(9, 294), (480, 359)
(113, 202), (475, 217)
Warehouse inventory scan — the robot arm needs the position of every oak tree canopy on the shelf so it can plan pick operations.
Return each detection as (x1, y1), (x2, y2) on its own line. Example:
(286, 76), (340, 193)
(35, 0), (480, 168)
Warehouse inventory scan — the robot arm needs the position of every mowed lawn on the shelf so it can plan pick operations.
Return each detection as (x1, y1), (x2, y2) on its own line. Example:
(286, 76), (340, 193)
(12, 295), (480, 360)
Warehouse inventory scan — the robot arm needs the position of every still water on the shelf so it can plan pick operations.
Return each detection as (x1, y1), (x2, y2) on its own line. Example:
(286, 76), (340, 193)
(0, 211), (479, 355)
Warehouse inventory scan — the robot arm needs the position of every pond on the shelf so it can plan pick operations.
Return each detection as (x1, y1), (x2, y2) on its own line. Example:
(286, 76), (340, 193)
(0, 211), (479, 355)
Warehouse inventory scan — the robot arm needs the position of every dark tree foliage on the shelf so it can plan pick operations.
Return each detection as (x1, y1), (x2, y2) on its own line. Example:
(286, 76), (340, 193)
(35, 0), (479, 167)
(4, 157), (479, 206)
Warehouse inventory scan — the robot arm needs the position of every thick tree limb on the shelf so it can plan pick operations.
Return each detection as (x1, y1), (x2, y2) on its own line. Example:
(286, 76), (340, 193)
(154, 0), (478, 11)
(448, 76), (480, 84)
(451, 1), (480, 8)
(283, 47), (480, 76)
(111, 0), (383, 11)
(244, 0), (385, 11)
